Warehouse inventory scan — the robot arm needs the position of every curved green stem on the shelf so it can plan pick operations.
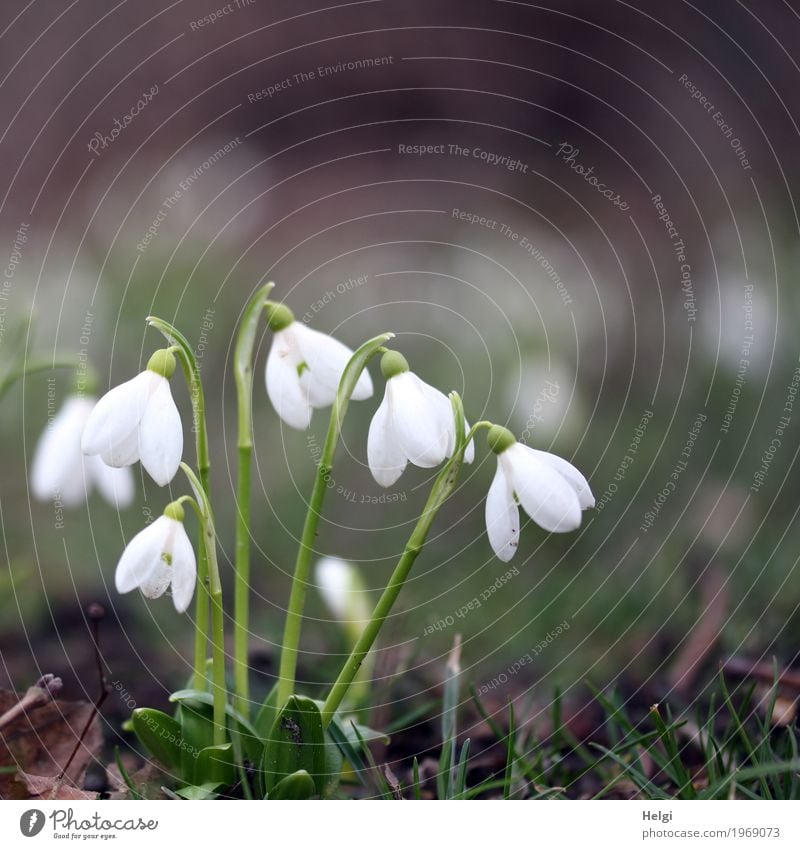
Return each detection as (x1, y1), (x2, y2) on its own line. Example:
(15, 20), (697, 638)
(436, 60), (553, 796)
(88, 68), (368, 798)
(0, 357), (79, 400)
(147, 316), (210, 484)
(181, 463), (227, 747)
(232, 282), (274, 717)
(147, 316), (212, 690)
(276, 332), (394, 709)
(321, 393), (471, 727)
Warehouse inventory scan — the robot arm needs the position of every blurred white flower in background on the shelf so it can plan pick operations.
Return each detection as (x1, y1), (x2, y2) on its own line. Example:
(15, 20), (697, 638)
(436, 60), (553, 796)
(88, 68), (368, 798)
(699, 275), (775, 374)
(31, 395), (134, 508)
(315, 555), (374, 711)
(316, 556), (372, 630)
(506, 355), (583, 445)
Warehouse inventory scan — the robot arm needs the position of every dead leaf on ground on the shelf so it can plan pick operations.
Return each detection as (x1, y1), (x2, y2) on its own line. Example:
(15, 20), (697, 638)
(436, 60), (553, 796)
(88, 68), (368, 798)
(106, 761), (166, 800)
(16, 771), (97, 800)
(0, 688), (101, 800)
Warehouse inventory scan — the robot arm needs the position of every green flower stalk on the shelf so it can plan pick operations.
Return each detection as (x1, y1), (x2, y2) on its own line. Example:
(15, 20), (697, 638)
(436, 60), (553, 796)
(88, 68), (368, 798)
(232, 282), (274, 717)
(276, 332), (393, 709)
(321, 396), (486, 727)
(180, 464), (227, 746)
(146, 317), (213, 690)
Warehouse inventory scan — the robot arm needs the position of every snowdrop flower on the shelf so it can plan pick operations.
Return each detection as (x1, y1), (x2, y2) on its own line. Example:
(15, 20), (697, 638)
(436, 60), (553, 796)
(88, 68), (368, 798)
(484, 425), (594, 562)
(81, 350), (183, 486)
(115, 501), (196, 612)
(31, 395), (135, 508)
(316, 556), (371, 628)
(367, 351), (474, 487)
(264, 303), (373, 429)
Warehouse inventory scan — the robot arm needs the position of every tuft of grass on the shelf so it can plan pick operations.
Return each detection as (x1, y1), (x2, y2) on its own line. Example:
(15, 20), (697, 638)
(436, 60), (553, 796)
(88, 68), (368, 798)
(390, 668), (800, 799)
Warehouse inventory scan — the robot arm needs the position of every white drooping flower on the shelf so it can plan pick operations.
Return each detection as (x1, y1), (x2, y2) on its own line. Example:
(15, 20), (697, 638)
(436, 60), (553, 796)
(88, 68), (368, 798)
(315, 556), (372, 627)
(367, 351), (474, 487)
(484, 425), (594, 562)
(81, 350), (183, 486)
(264, 303), (373, 429)
(115, 502), (196, 613)
(31, 395), (135, 508)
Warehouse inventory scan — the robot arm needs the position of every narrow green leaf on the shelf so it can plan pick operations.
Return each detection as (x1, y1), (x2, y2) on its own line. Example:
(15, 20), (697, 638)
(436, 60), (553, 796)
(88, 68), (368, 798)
(469, 684), (541, 784)
(437, 738), (453, 800)
(175, 701), (216, 783)
(264, 696), (326, 796)
(322, 736), (344, 798)
(719, 672), (772, 799)
(503, 702), (516, 799)
(113, 747), (141, 800)
(254, 685), (279, 740)
(454, 739), (471, 799)
(441, 635), (461, 799)
(591, 743), (671, 800)
(131, 708), (184, 770)
(349, 722), (393, 799)
(175, 782), (224, 800)
(269, 769), (316, 800)
(170, 688), (262, 763)
(650, 705), (696, 799)
(195, 743), (235, 788)
(327, 716), (370, 785)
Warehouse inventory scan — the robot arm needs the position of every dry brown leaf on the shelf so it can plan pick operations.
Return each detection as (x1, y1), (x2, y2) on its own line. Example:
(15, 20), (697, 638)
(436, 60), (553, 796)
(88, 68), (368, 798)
(106, 761), (165, 800)
(0, 688), (102, 800)
(16, 770), (97, 800)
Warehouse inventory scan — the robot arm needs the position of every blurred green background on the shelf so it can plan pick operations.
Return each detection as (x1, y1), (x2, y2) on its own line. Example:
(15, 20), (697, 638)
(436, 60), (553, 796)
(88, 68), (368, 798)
(0, 0), (798, 724)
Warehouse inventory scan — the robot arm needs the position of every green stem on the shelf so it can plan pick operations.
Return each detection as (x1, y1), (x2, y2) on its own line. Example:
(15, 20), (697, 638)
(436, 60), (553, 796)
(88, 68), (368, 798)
(0, 357), (78, 400)
(193, 534), (209, 690)
(181, 464), (227, 746)
(232, 283), (274, 718)
(276, 332), (393, 709)
(148, 317), (213, 691)
(320, 403), (486, 727)
(234, 447), (251, 713)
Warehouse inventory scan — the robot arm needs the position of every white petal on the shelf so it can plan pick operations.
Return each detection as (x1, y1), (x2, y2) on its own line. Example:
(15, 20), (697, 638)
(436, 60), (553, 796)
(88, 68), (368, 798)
(168, 522), (196, 613)
(528, 448), (595, 509)
(87, 455), (135, 508)
(31, 397), (91, 502)
(138, 377), (183, 486)
(294, 322), (373, 402)
(265, 331), (312, 429)
(299, 364), (337, 408)
(389, 373), (450, 468)
(115, 516), (169, 594)
(462, 422), (475, 464)
(31, 428), (83, 503)
(98, 424), (141, 468)
(81, 372), (152, 464)
(315, 556), (352, 621)
(139, 516), (182, 600)
(58, 467), (92, 508)
(503, 443), (582, 533)
(485, 462), (520, 561)
(139, 557), (172, 600)
(367, 389), (407, 486)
